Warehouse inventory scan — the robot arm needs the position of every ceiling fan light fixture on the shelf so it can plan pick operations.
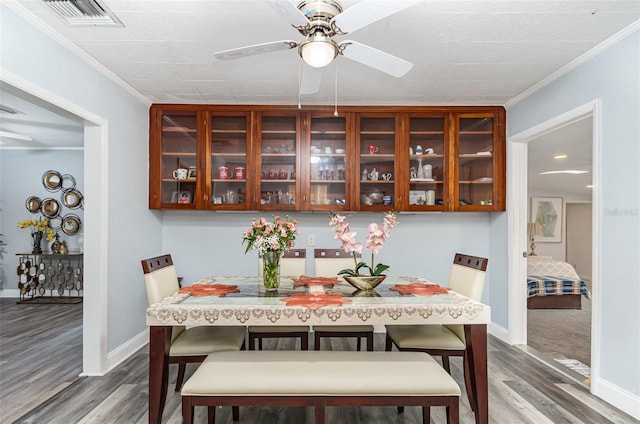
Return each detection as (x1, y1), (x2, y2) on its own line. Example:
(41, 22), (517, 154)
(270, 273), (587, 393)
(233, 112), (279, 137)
(299, 35), (337, 68)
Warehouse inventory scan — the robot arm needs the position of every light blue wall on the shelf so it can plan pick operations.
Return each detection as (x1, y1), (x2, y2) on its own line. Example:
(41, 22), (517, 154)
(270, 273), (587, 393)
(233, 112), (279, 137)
(1, 4), (157, 353)
(162, 211), (493, 303)
(0, 150), (84, 288)
(508, 31), (640, 399)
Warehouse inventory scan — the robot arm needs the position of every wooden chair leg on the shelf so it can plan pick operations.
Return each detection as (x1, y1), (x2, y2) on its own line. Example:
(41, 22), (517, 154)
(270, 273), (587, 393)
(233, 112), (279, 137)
(175, 363), (186, 391)
(366, 333), (374, 351)
(397, 406), (404, 413)
(232, 405), (239, 421)
(385, 332), (394, 351)
(248, 334), (256, 350)
(314, 332), (321, 350)
(301, 333), (309, 350)
(422, 406), (430, 424)
(207, 406), (215, 424)
(258, 337), (263, 351)
(356, 337), (362, 351)
(442, 355), (451, 373)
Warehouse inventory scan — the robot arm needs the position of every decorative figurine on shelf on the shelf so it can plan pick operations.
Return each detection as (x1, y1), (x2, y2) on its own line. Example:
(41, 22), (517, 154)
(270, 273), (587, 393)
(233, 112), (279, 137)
(362, 168), (368, 181)
(415, 145), (423, 155)
(368, 168), (379, 181)
(410, 167), (417, 180)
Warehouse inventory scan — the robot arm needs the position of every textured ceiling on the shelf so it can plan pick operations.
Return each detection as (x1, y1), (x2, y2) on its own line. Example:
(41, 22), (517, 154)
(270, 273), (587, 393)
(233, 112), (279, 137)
(2, 0), (636, 199)
(8, 0), (640, 106)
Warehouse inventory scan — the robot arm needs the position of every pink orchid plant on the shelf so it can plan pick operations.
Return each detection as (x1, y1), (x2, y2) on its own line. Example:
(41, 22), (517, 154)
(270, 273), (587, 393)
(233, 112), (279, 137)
(242, 215), (299, 255)
(329, 211), (398, 276)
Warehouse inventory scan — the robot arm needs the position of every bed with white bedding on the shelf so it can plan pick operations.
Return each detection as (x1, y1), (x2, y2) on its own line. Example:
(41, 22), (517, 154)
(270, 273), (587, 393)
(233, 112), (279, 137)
(527, 257), (590, 309)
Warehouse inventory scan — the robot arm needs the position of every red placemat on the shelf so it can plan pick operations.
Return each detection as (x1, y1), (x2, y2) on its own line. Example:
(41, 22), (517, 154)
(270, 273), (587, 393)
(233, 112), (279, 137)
(280, 293), (351, 310)
(389, 283), (449, 296)
(292, 275), (339, 286)
(179, 284), (239, 297)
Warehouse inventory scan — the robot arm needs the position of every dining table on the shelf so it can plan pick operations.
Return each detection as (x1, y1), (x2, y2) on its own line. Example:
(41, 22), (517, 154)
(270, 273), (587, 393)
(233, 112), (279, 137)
(145, 275), (491, 424)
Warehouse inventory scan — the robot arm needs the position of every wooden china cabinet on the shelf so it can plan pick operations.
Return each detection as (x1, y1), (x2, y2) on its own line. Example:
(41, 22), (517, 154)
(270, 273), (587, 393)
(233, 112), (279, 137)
(149, 105), (505, 212)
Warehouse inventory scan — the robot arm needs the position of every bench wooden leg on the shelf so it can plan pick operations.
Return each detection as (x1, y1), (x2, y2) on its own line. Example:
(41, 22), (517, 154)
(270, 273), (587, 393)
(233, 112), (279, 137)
(366, 333), (374, 351)
(449, 397), (460, 424)
(397, 406), (404, 413)
(356, 337), (362, 351)
(314, 405), (325, 424)
(232, 405), (239, 421)
(422, 406), (430, 424)
(301, 333), (309, 350)
(182, 397), (194, 424)
(207, 406), (215, 424)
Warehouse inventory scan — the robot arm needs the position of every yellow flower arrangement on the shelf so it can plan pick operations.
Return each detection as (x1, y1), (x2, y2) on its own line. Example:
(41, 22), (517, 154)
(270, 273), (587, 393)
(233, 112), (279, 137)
(17, 217), (55, 241)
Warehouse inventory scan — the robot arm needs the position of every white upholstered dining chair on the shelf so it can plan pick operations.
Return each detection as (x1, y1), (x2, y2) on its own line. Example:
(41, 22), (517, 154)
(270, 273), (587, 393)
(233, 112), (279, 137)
(313, 248), (374, 351)
(249, 249), (310, 350)
(385, 253), (488, 413)
(141, 254), (247, 396)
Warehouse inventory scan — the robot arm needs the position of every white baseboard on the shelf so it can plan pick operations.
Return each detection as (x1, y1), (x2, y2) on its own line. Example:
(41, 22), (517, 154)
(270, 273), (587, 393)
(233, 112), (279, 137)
(488, 322), (510, 343)
(0, 289), (20, 298)
(80, 328), (148, 376)
(592, 376), (640, 420)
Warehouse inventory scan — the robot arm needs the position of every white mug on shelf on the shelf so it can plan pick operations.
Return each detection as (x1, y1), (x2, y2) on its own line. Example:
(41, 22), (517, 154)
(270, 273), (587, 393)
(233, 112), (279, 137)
(173, 168), (188, 180)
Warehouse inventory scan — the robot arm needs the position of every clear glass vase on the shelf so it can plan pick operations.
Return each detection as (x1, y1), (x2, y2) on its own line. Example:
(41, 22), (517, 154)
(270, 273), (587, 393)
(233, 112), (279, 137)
(262, 250), (281, 292)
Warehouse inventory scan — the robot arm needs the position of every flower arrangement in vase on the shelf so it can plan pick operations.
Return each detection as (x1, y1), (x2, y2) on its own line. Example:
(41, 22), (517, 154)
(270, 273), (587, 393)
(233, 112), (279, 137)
(17, 217), (55, 254)
(242, 215), (299, 291)
(329, 211), (397, 290)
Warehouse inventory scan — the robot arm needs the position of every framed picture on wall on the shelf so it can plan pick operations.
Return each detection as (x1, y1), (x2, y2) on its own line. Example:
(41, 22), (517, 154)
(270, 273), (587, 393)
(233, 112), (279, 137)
(531, 197), (563, 242)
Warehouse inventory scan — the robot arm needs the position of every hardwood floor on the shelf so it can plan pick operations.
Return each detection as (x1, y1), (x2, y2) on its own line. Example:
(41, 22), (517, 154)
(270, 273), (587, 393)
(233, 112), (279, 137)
(1, 298), (637, 424)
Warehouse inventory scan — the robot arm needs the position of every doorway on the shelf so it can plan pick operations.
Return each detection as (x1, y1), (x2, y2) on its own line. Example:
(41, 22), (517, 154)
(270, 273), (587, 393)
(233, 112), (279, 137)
(507, 100), (601, 392)
(1, 74), (109, 376)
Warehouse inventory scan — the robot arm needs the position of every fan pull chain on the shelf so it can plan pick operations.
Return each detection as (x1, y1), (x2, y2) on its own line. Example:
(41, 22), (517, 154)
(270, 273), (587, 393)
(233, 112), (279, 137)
(334, 62), (338, 117)
(298, 60), (302, 109)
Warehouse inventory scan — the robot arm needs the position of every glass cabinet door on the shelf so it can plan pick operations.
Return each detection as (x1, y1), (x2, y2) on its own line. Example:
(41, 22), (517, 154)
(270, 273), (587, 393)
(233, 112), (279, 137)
(407, 115), (447, 210)
(356, 115), (398, 211)
(159, 112), (198, 207)
(456, 113), (496, 209)
(257, 113), (299, 210)
(209, 113), (250, 209)
(305, 113), (349, 210)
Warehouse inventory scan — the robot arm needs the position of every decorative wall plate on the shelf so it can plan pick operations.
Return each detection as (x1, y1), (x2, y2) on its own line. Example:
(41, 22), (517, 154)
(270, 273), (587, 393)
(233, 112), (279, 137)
(61, 189), (82, 209)
(41, 198), (61, 218)
(25, 196), (42, 213)
(62, 214), (81, 235)
(42, 170), (63, 192)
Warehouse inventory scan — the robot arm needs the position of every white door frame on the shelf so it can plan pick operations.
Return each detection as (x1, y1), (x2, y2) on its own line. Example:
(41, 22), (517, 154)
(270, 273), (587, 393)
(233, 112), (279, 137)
(507, 99), (602, 391)
(1, 69), (109, 375)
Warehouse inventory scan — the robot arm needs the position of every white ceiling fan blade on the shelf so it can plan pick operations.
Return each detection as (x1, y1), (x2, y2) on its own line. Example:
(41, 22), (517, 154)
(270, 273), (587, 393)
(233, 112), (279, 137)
(214, 40), (297, 61)
(266, 0), (310, 27)
(300, 64), (323, 94)
(331, 0), (421, 34)
(340, 41), (413, 78)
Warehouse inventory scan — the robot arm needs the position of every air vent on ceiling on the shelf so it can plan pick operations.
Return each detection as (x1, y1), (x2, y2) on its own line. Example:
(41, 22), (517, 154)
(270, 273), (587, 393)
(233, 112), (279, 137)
(43, 0), (123, 26)
(0, 104), (25, 114)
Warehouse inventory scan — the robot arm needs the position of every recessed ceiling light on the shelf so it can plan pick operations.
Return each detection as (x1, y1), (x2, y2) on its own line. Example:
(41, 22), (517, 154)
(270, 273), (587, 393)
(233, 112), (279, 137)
(553, 154), (567, 160)
(539, 170), (589, 175)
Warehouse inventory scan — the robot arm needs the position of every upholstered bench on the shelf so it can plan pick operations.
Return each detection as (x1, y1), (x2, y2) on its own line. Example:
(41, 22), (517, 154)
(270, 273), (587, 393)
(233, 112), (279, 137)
(181, 350), (460, 424)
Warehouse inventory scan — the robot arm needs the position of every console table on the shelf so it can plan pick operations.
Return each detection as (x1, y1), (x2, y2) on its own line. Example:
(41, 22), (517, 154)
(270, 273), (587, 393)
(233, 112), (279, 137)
(16, 252), (83, 304)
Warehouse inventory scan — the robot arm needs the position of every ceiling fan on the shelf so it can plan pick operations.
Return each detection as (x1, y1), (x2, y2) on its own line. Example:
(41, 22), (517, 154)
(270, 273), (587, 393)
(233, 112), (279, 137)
(213, 0), (420, 94)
